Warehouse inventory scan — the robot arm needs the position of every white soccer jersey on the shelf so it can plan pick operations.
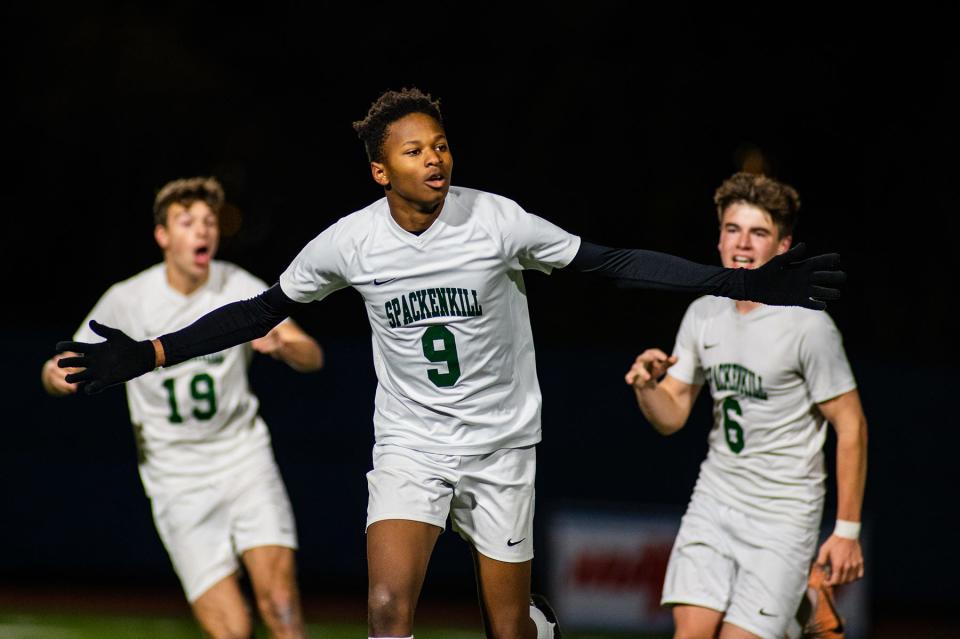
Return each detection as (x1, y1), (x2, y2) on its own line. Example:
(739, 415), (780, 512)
(280, 186), (581, 454)
(667, 296), (857, 527)
(75, 261), (274, 496)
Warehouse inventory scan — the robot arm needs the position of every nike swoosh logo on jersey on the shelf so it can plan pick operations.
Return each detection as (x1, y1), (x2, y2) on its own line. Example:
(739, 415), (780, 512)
(507, 537), (526, 546)
(704, 342), (719, 349)
(373, 278), (397, 286)
(758, 608), (778, 617)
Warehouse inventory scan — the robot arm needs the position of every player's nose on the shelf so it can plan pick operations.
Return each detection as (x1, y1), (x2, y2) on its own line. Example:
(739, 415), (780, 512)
(424, 148), (442, 166)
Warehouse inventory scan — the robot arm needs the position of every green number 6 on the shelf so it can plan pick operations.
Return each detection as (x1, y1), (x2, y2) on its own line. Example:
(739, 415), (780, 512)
(421, 325), (461, 388)
(722, 396), (745, 454)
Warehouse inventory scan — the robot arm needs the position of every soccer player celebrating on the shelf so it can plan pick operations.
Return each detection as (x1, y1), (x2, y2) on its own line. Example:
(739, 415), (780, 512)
(56, 90), (844, 639)
(624, 173), (867, 639)
(42, 177), (322, 639)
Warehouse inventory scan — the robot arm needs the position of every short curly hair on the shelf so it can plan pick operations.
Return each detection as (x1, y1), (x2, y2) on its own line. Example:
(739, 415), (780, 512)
(352, 88), (443, 162)
(153, 176), (224, 226)
(713, 172), (800, 238)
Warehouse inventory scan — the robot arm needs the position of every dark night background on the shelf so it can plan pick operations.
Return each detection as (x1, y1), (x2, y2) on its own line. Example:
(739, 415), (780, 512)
(2, 2), (956, 633)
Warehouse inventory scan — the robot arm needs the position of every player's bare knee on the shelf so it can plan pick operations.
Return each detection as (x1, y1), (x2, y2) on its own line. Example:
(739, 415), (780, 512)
(201, 616), (253, 639)
(255, 587), (296, 625)
(367, 585), (414, 632)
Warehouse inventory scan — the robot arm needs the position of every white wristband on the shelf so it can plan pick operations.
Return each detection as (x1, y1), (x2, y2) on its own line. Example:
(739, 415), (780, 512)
(834, 519), (861, 540)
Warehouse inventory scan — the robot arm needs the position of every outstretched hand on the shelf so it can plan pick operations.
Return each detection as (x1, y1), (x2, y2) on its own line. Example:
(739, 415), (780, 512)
(56, 320), (158, 395)
(743, 243), (846, 310)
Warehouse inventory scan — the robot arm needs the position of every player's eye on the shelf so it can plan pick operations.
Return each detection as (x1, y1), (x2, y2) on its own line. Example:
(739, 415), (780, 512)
(435, 144), (448, 152)
(405, 149), (420, 156)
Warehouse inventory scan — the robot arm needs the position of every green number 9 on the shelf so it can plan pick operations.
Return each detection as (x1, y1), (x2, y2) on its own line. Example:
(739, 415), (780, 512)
(190, 373), (217, 420)
(421, 325), (461, 388)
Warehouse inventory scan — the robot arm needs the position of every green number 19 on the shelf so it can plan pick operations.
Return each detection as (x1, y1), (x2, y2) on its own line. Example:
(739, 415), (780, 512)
(162, 373), (218, 424)
(421, 325), (461, 388)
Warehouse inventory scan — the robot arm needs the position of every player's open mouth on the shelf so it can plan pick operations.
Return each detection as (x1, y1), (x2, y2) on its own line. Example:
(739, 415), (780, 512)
(425, 173), (447, 189)
(732, 255), (754, 266)
(194, 246), (211, 265)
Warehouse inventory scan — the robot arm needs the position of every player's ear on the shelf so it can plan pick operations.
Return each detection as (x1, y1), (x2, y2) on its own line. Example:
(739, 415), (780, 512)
(154, 224), (169, 250)
(777, 234), (793, 255)
(370, 162), (390, 188)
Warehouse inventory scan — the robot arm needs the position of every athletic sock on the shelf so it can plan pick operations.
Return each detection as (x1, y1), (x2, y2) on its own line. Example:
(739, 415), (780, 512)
(529, 603), (556, 639)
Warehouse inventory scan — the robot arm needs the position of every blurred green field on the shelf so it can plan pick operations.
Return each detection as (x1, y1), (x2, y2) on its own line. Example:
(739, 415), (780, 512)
(0, 611), (668, 639)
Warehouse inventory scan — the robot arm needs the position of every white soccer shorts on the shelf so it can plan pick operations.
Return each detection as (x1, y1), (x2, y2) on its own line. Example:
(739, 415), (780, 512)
(366, 443), (536, 562)
(150, 456), (298, 602)
(661, 491), (818, 639)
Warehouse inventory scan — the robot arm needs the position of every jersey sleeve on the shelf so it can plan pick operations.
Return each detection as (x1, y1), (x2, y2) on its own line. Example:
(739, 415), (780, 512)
(279, 221), (350, 303)
(73, 286), (123, 342)
(496, 199), (581, 273)
(798, 312), (857, 404)
(666, 303), (705, 387)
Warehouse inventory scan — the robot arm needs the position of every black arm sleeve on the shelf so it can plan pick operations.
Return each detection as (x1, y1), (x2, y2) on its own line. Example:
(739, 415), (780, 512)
(567, 240), (747, 299)
(158, 283), (301, 367)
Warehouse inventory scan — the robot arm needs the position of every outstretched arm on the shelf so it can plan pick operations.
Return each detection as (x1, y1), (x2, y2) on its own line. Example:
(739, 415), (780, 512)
(567, 241), (844, 310)
(57, 284), (301, 394)
(624, 348), (702, 435)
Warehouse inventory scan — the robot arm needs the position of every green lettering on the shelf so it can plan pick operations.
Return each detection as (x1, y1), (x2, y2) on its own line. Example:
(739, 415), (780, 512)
(391, 299), (402, 326)
(416, 290), (431, 319)
(446, 287), (463, 316)
(408, 292), (421, 321)
(385, 301), (397, 328)
(436, 288), (450, 316)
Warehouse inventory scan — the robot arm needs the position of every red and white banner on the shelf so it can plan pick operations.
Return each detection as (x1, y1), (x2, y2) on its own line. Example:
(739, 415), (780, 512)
(546, 508), (869, 637)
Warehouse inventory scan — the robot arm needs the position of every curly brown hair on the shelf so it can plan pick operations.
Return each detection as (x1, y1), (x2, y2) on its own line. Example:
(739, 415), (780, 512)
(352, 88), (443, 162)
(713, 172), (800, 238)
(153, 176), (225, 226)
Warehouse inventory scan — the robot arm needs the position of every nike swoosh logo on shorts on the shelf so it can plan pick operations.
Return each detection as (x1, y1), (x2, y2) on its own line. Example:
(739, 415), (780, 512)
(507, 537), (526, 546)
(373, 278), (396, 285)
(758, 608), (778, 617)
(704, 342), (719, 349)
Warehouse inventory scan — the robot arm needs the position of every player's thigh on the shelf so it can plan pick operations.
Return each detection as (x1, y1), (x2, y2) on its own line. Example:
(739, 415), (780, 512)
(724, 516), (816, 639)
(242, 545), (298, 597)
(662, 494), (736, 616)
(450, 445), (536, 563)
(231, 460), (298, 557)
(367, 518), (442, 599)
(191, 572), (251, 638)
(718, 621), (764, 639)
(672, 604), (725, 639)
(151, 483), (238, 603)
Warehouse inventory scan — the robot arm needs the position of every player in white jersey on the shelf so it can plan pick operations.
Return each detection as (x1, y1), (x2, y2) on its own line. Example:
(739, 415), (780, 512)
(55, 90), (845, 639)
(42, 177), (322, 639)
(625, 173), (867, 639)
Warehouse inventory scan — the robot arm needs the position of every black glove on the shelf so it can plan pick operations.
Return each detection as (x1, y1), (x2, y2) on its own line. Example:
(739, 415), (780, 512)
(741, 243), (846, 310)
(56, 320), (158, 395)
